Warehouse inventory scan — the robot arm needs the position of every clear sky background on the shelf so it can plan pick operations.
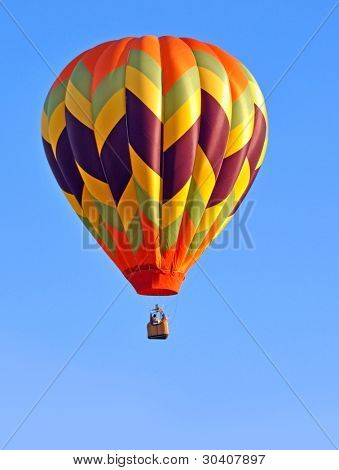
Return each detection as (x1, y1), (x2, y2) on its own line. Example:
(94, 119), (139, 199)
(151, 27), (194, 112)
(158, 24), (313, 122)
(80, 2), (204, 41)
(0, 0), (338, 450)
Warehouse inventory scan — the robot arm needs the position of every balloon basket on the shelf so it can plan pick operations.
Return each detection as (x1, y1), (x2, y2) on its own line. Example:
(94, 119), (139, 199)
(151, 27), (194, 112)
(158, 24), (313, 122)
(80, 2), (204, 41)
(147, 319), (169, 340)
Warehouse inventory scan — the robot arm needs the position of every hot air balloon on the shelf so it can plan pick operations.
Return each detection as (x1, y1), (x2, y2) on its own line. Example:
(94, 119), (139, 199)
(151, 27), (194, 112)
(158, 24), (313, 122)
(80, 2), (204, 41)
(41, 36), (268, 337)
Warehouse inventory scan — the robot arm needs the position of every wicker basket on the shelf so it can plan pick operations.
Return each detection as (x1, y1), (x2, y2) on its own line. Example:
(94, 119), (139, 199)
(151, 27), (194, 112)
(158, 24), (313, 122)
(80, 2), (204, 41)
(147, 319), (169, 339)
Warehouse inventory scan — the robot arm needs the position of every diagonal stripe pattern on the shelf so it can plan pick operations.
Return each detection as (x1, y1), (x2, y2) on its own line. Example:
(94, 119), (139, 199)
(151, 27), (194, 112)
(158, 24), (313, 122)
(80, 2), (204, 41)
(41, 36), (268, 295)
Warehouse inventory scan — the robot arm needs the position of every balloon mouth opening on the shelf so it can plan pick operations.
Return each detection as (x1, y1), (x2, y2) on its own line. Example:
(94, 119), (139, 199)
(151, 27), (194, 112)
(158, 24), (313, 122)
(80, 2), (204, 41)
(125, 269), (185, 296)
(137, 287), (177, 296)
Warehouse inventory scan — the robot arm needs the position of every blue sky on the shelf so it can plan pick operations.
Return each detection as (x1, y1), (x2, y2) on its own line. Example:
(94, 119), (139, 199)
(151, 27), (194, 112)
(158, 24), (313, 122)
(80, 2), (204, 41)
(0, 0), (338, 450)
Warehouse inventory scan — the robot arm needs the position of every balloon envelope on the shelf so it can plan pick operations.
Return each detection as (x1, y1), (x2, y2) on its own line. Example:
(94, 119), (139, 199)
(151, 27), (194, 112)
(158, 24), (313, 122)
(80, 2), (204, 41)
(41, 36), (268, 295)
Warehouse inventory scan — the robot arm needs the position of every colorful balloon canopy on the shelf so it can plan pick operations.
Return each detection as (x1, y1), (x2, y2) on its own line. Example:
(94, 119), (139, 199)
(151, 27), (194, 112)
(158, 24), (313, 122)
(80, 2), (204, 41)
(41, 36), (268, 296)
